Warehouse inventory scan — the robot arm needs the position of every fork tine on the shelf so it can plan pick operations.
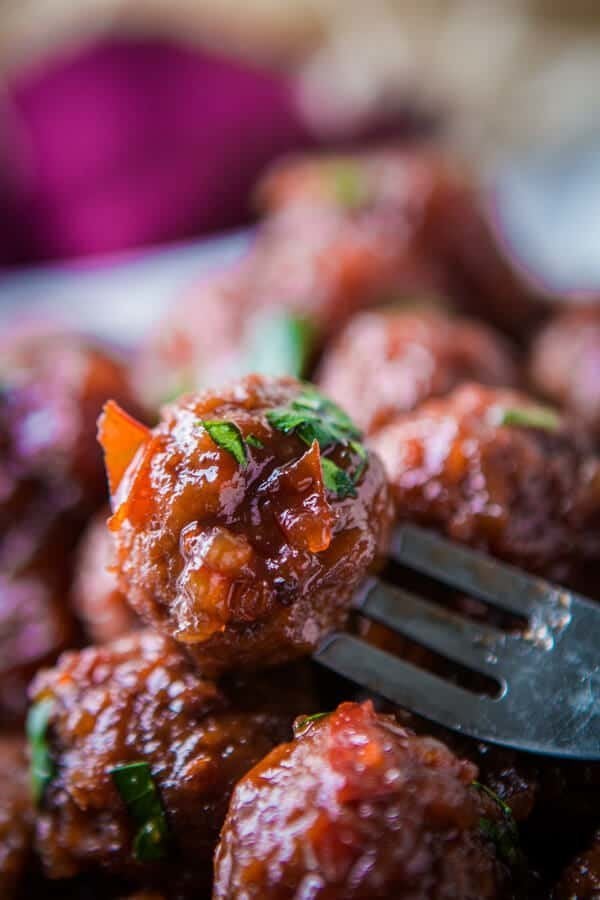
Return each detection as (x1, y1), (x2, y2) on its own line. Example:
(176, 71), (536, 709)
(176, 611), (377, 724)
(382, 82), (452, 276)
(315, 632), (494, 735)
(391, 524), (561, 619)
(352, 577), (505, 682)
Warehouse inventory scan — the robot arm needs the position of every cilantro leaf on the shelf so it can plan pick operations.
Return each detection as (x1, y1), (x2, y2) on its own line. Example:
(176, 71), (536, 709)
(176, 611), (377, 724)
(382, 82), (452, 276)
(327, 160), (370, 209)
(497, 405), (560, 432)
(244, 312), (316, 379)
(472, 781), (522, 868)
(201, 420), (248, 467)
(27, 698), (55, 805)
(266, 385), (362, 451)
(246, 434), (264, 449)
(111, 761), (169, 862)
(321, 457), (357, 499)
(293, 711), (330, 737)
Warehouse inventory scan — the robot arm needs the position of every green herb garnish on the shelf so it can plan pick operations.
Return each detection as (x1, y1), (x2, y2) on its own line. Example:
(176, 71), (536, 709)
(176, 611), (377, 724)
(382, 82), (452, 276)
(244, 312), (316, 379)
(201, 420), (248, 467)
(245, 434), (264, 449)
(321, 457), (357, 499)
(473, 781), (522, 868)
(497, 405), (561, 432)
(267, 385), (367, 498)
(27, 698), (55, 805)
(294, 711), (330, 737)
(111, 761), (169, 863)
(267, 385), (361, 450)
(327, 161), (370, 210)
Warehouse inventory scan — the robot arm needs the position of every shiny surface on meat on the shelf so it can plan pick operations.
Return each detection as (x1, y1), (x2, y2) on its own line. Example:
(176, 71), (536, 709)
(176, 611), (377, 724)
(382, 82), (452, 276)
(318, 308), (518, 432)
(214, 700), (511, 899)
(103, 375), (391, 674)
(370, 383), (600, 583)
(30, 630), (313, 888)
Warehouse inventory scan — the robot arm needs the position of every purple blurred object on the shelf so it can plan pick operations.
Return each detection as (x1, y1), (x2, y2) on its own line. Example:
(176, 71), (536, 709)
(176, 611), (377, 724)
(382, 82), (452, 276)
(0, 39), (316, 265)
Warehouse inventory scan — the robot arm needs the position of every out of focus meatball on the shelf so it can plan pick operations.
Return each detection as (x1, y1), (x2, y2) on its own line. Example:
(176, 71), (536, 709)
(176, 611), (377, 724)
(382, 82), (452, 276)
(99, 376), (391, 674)
(214, 700), (514, 899)
(30, 629), (315, 891)
(0, 325), (139, 575)
(529, 306), (600, 439)
(370, 383), (600, 584)
(256, 145), (547, 339)
(553, 832), (600, 899)
(0, 565), (74, 726)
(71, 509), (138, 644)
(0, 737), (33, 899)
(318, 308), (518, 432)
(132, 270), (251, 416)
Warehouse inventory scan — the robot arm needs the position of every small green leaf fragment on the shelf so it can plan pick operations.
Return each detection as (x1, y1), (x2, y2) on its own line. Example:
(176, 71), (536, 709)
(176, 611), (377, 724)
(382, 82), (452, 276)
(111, 761), (169, 863)
(27, 698), (55, 805)
(244, 312), (316, 379)
(201, 420), (248, 467)
(321, 457), (357, 499)
(327, 161), (370, 210)
(472, 781), (522, 868)
(497, 405), (561, 432)
(294, 711), (330, 737)
(245, 434), (264, 449)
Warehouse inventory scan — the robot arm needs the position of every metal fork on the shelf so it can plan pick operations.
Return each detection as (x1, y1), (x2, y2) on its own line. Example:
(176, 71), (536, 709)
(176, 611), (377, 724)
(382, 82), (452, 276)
(315, 525), (600, 760)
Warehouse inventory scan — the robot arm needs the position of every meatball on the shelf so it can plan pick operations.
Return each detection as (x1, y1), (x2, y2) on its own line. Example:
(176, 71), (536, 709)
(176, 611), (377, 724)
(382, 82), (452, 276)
(0, 737), (33, 900)
(0, 325), (139, 575)
(0, 565), (74, 726)
(370, 383), (600, 584)
(30, 629), (316, 890)
(132, 270), (251, 416)
(256, 145), (546, 339)
(99, 376), (391, 674)
(71, 510), (138, 644)
(214, 700), (513, 899)
(529, 306), (600, 439)
(318, 308), (518, 433)
(553, 832), (600, 899)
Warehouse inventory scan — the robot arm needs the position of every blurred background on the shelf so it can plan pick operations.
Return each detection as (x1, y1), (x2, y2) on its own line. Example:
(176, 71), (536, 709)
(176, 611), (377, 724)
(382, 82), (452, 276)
(1, 0), (600, 329)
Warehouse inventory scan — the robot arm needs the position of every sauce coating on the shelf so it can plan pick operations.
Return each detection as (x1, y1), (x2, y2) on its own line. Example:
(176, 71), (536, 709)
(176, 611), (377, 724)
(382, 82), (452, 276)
(318, 308), (518, 433)
(370, 383), (600, 583)
(30, 630), (315, 890)
(102, 375), (391, 674)
(214, 700), (512, 899)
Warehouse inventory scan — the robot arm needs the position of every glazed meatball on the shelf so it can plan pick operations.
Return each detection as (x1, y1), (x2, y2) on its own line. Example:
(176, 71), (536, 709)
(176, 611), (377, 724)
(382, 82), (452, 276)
(529, 306), (600, 440)
(0, 325), (139, 575)
(214, 700), (513, 899)
(318, 308), (518, 432)
(30, 629), (315, 890)
(0, 737), (33, 900)
(99, 376), (391, 674)
(132, 270), (251, 416)
(370, 383), (600, 584)
(0, 565), (74, 726)
(256, 145), (546, 339)
(71, 510), (138, 644)
(553, 832), (600, 899)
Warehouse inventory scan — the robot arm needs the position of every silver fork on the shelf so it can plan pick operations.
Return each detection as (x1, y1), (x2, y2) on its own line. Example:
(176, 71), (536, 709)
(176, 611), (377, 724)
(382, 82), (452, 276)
(315, 524), (600, 760)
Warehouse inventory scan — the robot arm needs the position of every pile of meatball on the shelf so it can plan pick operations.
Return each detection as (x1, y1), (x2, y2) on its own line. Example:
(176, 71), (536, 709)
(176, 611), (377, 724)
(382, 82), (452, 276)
(1, 143), (599, 900)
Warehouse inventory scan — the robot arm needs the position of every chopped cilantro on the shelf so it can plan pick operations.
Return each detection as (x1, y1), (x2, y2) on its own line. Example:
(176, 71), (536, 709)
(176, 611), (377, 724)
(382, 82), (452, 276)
(472, 781), (522, 868)
(201, 420), (248, 467)
(111, 761), (169, 862)
(27, 698), (55, 805)
(327, 161), (370, 209)
(266, 385), (362, 450)
(244, 312), (316, 379)
(294, 711), (330, 737)
(246, 434), (264, 449)
(321, 457), (357, 499)
(497, 405), (560, 432)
